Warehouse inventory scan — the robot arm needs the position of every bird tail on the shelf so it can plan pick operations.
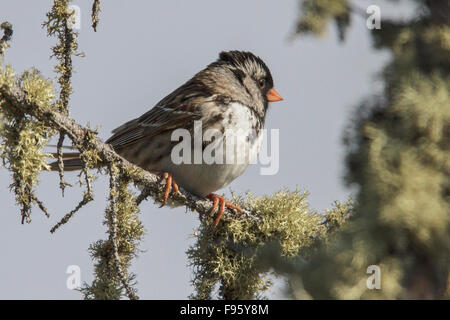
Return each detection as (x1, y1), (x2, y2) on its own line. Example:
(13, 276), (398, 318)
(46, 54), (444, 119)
(48, 152), (84, 171)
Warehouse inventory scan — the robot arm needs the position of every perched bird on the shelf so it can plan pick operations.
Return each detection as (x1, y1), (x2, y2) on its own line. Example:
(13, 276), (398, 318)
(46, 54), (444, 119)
(51, 51), (283, 227)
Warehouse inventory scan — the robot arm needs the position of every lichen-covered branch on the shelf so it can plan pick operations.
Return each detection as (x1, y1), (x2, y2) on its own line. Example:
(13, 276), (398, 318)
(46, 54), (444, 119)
(106, 161), (139, 300)
(56, 131), (72, 196)
(81, 162), (144, 300)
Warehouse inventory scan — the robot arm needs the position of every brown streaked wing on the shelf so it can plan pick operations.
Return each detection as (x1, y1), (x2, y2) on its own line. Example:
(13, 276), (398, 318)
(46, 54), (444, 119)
(105, 68), (217, 149)
(106, 104), (198, 149)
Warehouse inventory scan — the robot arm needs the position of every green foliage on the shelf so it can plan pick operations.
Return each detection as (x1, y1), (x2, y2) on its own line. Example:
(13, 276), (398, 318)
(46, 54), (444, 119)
(187, 190), (352, 299)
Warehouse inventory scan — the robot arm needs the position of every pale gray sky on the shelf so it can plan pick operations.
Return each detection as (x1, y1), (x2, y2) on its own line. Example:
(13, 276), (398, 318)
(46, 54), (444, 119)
(0, 0), (414, 299)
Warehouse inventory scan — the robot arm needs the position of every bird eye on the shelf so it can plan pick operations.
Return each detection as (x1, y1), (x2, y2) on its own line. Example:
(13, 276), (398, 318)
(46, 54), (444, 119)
(258, 78), (266, 89)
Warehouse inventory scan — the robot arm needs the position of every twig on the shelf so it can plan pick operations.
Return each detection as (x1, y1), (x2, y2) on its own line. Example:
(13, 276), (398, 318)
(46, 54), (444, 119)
(135, 187), (152, 206)
(60, 18), (73, 111)
(0, 21), (13, 56)
(80, 152), (93, 196)
(91, 0), (102, 32)
(50, 191), (93, 233)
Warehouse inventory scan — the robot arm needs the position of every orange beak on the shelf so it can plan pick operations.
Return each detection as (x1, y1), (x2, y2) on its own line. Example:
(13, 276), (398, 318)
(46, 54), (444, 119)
(267, 88), (283, 102)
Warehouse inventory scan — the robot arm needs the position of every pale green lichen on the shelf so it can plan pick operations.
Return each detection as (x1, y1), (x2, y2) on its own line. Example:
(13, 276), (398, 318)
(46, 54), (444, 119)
(187, 190), (352, 299)
(295, 0), (350, 41)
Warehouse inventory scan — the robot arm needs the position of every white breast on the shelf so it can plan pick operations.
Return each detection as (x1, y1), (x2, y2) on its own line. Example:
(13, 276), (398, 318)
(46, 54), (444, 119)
(162, 102), (263, 197)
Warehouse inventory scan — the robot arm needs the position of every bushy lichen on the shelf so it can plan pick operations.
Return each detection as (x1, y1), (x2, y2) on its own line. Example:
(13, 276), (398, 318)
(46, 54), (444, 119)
(0, 66), (57, 223)
(187, 190), (352, 299)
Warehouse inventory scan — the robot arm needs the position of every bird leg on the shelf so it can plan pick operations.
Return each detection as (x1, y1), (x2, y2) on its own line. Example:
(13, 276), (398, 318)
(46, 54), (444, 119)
(206, 194), (242, 228)
(159, 172), (179, 207)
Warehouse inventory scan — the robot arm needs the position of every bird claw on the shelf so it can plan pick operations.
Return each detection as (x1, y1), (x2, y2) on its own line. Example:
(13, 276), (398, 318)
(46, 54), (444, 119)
(159, 172), (179, 207)
(206, 194), (242, 228)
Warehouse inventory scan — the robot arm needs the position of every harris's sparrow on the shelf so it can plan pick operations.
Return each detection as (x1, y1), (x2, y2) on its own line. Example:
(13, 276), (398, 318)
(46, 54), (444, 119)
(51, 51), (283, 227)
